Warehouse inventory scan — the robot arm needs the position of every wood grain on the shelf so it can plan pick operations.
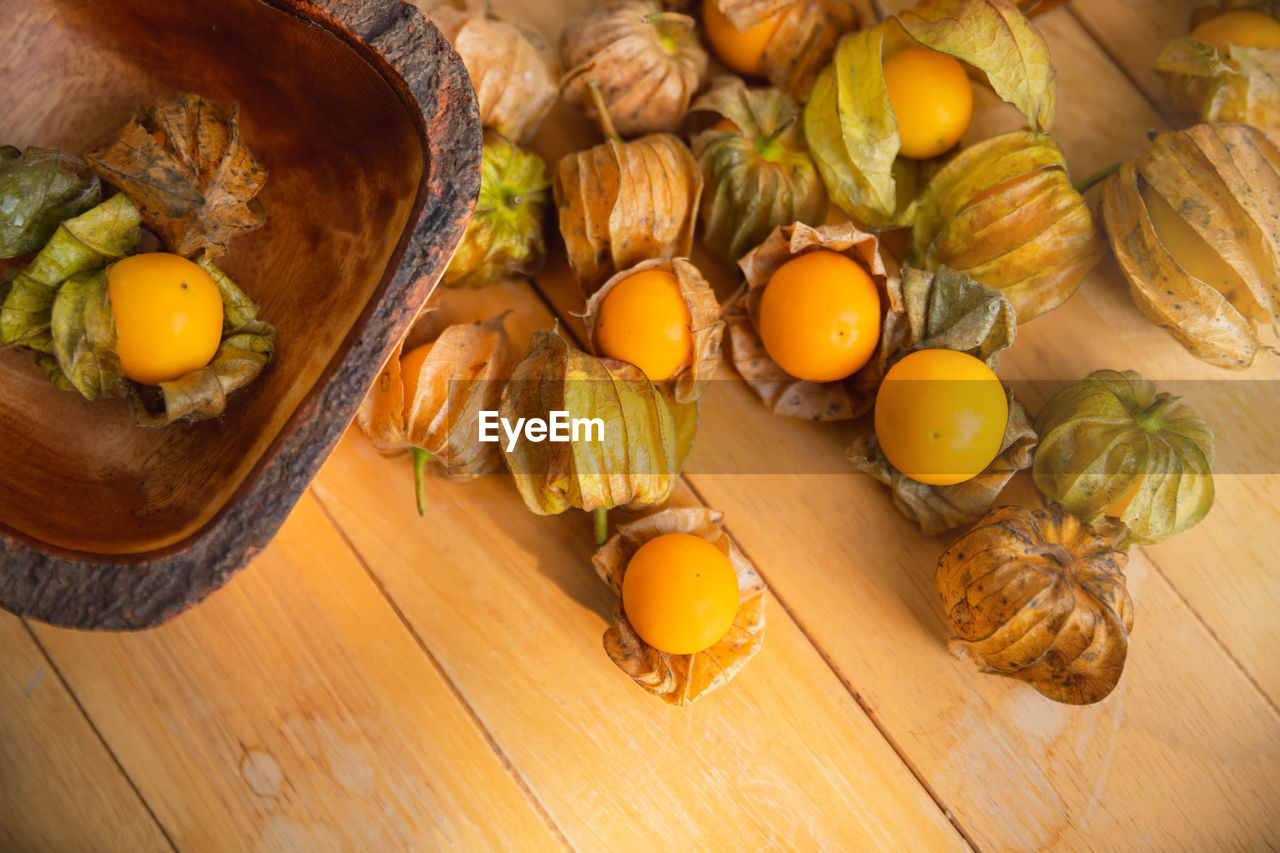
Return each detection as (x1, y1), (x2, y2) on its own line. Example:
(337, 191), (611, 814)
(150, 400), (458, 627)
(0, 615), (170, 853)
(28, 494), (562, 851)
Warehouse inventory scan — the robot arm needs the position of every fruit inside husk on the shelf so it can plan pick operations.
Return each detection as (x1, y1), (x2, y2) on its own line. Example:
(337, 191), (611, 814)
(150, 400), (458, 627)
(1033, 369), (1215, 547)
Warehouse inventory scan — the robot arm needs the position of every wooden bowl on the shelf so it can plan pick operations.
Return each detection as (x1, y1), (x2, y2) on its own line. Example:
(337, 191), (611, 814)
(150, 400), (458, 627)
(0, 0), (481, 628)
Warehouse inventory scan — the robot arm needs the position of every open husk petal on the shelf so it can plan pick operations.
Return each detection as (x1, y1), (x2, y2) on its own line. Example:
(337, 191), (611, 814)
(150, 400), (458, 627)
(759, 0), (863, 100)
(584, 258), (724, 404)
(1155, 34), (1280, 129)
(937, 504), (1134, 704)
(728, 221), (890, 421)
(593, 507), (766, 706)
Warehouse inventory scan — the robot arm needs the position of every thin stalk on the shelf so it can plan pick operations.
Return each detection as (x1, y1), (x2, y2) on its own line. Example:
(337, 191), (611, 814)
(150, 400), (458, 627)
(411, 447), (434, 517)
(1073, 162), (1121, 194)
(593, 507), (609, 548)
(587, 80), (622, 143)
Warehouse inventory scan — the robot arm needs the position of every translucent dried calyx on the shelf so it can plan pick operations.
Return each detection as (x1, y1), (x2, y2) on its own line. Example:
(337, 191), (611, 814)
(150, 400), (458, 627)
(593, 507), (766, 705)
(727, 221), (890, 421)
(937, 504), (1134, 705)
(690, 77), (826, 262)
(500, 329), (685, 515)
(429, 5), (559, 142)
(357, 316), (515, 479)
(444, 131), (550, 289)
(0, 146), (101, 259)
(805, 1), (1056, 228)
(554, 129), (701, 294)
(584, 258), (724, 404)
(911, 130), (1105, 322)
(847, 267), (1036, 535)
(1033, 369), (1215, 547)
(560, 0), (708, 137)
(1100, 123), (1280, 369)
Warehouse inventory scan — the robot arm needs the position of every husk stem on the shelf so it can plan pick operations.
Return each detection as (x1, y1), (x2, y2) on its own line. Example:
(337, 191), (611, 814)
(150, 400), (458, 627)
(412, 447), (434, 517)
(643, 11), (696, 53)
(588, 81), (622, 143)
(594, 507), (609, 547)
(1072, 162), (1120, 194)
(755, 115), (797, 161)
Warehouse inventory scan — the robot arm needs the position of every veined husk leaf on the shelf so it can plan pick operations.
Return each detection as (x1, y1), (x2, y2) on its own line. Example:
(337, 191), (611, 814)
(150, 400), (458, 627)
(501, 329), (680, 515)
(0, 146), (102, 259)
(444, 131), (549, 289)
(49, 268), (129, 401)
(560, 0), (707, 137)
(1156, 37), (1280, 129)
(555, 132), (701, 293)
(86, 92), (266, 258)
(357, 316), (515, 477)
(1100, 123), (1280, 369)
(847, 266), (1036, 534)
(805, 1), (1056, 228)
(594, 506), (766, 706)
(584, 258), (724, 404)
(0, 193), (140, 352)
(690, 77), (827, 262)
(429, 5), (559, 142)
(1033, 369), (1215, 547)
(937, 503), (1134, 705)
(911, 130), (1104, 321)
(728, 221), (891, 421)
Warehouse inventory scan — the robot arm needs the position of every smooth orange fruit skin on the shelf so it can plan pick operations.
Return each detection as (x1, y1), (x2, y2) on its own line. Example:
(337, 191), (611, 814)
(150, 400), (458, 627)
(595, 269), (693, 381)
(703, 0), (787, 77)
(882, 46), (973, 160)
(1106, 475), (1145, 517)
(107, 253), (224, 386)
(758, 250), (881, 383)
(400, 342), (434, 405)
(621, 533), (740, 655)
(874, 349), (1008, 486)
(1191, 10), (1280, 52)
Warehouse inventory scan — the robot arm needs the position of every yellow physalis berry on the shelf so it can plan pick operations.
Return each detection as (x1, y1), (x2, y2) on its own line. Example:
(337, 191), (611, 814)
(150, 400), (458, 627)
(595, 268), (693, 382)
(400, 342), (434, 406)
(622, 532), (740, 655)
(1191, 10), (1280, 52)
(702, 0), (789, 77)
(882, 46), (973, 160)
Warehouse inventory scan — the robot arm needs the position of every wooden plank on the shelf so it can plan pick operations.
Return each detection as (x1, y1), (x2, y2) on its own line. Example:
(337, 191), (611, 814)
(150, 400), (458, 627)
(28, 494), (563, 852)
(312, 285), (969, 850)
(0, 615), (171, 853)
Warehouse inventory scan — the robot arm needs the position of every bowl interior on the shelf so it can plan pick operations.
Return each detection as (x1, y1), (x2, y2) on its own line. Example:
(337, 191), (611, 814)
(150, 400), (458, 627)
(1, 0), (424, 556)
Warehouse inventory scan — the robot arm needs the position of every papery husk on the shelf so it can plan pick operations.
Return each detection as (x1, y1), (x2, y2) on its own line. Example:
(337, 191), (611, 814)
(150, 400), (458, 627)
(560, 1), (708, 137)
(846, 266), (1035, 535)
(555, 132), (701, 293)
(584, 258), (724, 404)
(728, 221), (890, 421)
(937, 503), (1134, 705)
(805, 2), (1056, 228)
(910, 130), (1105, 322)
(593, 506), (766, 705)
(0, 193), (140, 352)
(86, 93), (265, 258)
(690, 77), (827, 262)
(444, 131), (549, 289)
(1100, 123), (1280, 369)
(1033, 370), (1215, 547)
(1156, 37), (1280, 129)
(0, 146), (102, 259)
(429, 5), (559, 142)
(500, 329), (682, 515)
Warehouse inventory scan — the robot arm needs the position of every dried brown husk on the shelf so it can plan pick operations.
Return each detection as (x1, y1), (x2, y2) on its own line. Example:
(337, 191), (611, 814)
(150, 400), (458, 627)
(937, 504), (1134, 705)
(357, 316), (515, 478)
(804, 3), (1056, 228)
(86, 92), (266, 258)
(1033, 370), (1215, 547)
(500, 329), (683, 515)
(561, 1), (708, 137)
(910, 130), (1105, 322)
(1100, 123), (1280, 369)
(554, 131), (701, 293)
(593, 506), (766, 705)
(444, 131), (550, 289)
(429, 5), (559, 142)
(727, 221), (890, 421)
(846, 266), (1036, 535)
(690, 77), (826, 262)
(584, 258), (724, 404)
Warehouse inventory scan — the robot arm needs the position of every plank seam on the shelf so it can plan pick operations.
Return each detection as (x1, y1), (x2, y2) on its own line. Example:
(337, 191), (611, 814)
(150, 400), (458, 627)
(307, 485), (575, 853)
(1066, 6), (1183, 129)
(20, 619), (180, 853)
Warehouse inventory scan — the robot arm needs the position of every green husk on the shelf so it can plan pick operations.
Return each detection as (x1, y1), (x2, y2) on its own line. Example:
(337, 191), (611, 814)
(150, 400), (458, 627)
(0, 146), (102, 259)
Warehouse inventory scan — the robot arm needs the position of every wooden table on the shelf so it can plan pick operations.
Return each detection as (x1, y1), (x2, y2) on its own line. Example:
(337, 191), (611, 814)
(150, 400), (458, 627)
(3, 0), (1278, 849)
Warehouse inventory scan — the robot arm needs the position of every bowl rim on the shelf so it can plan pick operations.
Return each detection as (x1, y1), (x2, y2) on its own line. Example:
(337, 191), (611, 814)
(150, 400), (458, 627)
(0, 0), (483, 629)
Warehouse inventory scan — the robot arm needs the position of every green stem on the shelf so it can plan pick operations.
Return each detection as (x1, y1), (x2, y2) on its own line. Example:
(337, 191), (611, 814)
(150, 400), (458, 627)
(593, 507), (609, 548)
(755, 115), (797, 161)
(411, 447), (434, 517)
(1072, 162), (1120, 194)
